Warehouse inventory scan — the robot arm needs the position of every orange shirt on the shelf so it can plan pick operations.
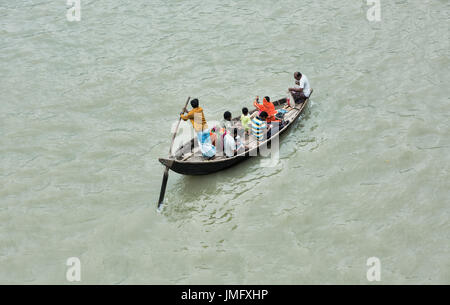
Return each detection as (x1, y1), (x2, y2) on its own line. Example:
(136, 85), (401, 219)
(253, 98), (277, 117)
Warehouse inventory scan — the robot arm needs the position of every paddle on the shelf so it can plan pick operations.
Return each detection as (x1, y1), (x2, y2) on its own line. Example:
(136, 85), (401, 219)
(157, 96), (191, 211)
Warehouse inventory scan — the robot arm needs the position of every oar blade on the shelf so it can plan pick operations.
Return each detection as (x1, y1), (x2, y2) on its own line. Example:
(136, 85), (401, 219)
(157, 167), (170, 211)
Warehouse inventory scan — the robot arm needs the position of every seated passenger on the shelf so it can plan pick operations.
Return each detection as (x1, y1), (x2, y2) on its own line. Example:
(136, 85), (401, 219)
(240, 107), (251, 135)
(252, 111), (269, 141)
(288, 72), (311, 103)
(254, 96), (277, 121)
(220, 111), (234, 133)
(223, 128), (246, 158)
(223, 129), (236, 158)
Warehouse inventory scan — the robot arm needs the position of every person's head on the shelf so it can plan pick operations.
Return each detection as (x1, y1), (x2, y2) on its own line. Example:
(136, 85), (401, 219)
(233, 128), (238, 139)
(242, 107), (249, 116)
(224, 111), (232, 121)
(190, 98), (199, 108)
(294, 72), (302, 80)
(264, 96), (270, 103)
(260, 111), (268, 120)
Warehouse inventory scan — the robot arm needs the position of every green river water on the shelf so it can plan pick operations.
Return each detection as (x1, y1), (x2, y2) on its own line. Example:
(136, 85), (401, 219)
(0, 0), (449, 284)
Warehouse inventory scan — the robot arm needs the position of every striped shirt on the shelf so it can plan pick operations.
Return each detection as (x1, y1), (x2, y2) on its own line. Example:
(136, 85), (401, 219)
(251, 116), (267, 141)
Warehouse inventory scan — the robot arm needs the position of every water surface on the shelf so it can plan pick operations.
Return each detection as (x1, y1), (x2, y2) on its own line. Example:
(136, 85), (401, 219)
(0, 0), (449, 284)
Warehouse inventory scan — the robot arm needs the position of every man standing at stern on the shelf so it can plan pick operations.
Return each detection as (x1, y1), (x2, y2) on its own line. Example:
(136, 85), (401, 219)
(180, 98), (216, 158)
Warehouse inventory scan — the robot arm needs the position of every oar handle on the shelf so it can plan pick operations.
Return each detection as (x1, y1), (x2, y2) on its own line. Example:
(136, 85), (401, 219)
(169, 96), (191, 157)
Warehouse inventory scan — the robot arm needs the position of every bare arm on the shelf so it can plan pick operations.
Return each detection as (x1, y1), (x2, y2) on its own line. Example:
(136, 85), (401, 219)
(253, 96), (260, 107)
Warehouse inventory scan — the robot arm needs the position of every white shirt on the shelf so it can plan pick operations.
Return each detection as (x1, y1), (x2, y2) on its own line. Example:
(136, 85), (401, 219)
(223, 133), (236, 157)
(296, 74), (311, 97)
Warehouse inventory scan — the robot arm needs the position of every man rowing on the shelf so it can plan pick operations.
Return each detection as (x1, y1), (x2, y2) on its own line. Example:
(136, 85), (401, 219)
(180, 98), (216, 158)
(288, 72), (311, 103)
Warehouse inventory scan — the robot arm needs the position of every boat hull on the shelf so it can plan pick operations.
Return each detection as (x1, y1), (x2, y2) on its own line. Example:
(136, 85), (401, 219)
(159, 155), (249, 175)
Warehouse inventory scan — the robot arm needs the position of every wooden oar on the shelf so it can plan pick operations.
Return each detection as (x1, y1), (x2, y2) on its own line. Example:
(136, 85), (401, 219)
(157, 96), (191, 211)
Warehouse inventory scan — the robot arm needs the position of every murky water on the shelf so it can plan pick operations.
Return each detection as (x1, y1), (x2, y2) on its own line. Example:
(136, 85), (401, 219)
(1, 0), (449, 284)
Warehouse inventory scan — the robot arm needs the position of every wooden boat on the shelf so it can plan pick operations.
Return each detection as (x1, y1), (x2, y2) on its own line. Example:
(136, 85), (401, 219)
(159, 90), (313, 175)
